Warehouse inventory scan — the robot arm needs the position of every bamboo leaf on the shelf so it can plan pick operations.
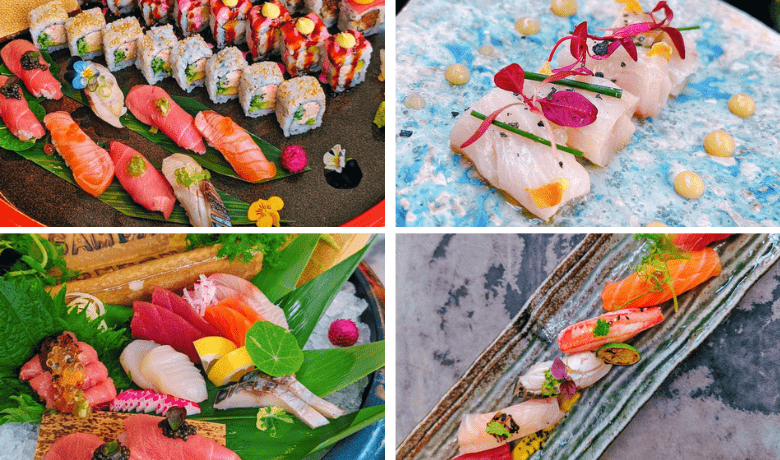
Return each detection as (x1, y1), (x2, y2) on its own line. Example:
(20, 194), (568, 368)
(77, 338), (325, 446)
(253, 234), (321, 303)
(296, 341), (386, 397)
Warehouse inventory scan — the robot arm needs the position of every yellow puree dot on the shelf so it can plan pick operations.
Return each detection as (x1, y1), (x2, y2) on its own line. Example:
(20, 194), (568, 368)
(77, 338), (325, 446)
(728, 93), (755, 117)
(704, 130), (735, 157)
(674, 171), (705, 200)
(296, 17), (315, 35)
(336, 32), (356, 49)
(445, 64), (470, 85)
(404, 93), (425, 109)
(223, 0), (238, 7)
(551, 0), (577, 17)
(645, 221), (669, 227)
(261, 2), (281, 19)
(515, 18), (540, 35)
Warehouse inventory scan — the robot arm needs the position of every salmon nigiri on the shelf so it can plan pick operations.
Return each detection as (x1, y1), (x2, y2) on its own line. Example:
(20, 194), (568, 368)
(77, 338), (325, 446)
(204, 298), (265, 347)
(126, 85), (206, 154)
(110, 142), (175, 219)
(602, 248), (721, 311)
(44, 111), (114, 197)
(557, 306), (664, 354)
(194, 110), (277, 182)
(0, 39), (62, 100)
(0, 76), (45, 141)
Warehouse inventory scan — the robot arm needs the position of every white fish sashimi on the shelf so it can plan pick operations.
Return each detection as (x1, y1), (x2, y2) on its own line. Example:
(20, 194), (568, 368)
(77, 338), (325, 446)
(161, 153), (231, 227)
(517, 351), (612, 396)
(457, 398), (565, 454)
(450, 88), (590, 221)
(273, 374), (345, 419)
(207, 273), (290, 330)
(84, 63), (127, 128)
(119, 340), (159, 390)
(525, 76), (639, 167)
(140, 345), (208, 403)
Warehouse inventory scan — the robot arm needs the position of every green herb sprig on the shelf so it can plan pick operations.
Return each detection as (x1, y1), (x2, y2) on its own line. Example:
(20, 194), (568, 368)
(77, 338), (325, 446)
(186, 234), (289, 267)
(0, 234), (78, 285)
(524, 71), (623, 98)
(593, 318), (610, 337)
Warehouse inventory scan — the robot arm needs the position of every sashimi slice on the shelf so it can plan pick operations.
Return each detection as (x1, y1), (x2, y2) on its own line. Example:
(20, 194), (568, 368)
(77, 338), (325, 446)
(131, 300), (204, 363)
(0, 39), (62, 99)
(83, 377), (118, 408)
(42, 433), (104, 460)
(140, 345), (208, 403)
(452, 445), (511, 460)
(126, 85), (206, 154)
(672, 233), (732, 251)
(121, 414), (240, 460)
(204, 301), (255, 347)
(82, 361), (109, 389)
(152, 287), (220, 336)
(218, 297), (265, 323)
(110, 142), (175, 219)
(208, 273), (290, 330)
(557, 306), (664, 354)
(0, 76), (45, 141)
(601, 248), (722, 311)
(120, 340), (160, 390)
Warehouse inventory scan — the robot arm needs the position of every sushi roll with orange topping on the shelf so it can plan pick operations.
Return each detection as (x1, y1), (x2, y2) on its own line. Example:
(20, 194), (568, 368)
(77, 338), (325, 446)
(280, 14), (330, 77)
(337, 0), (384, 37)
(246, 1), (291, 61)
(304, 0), (339, 28)
(175, 0), (210, 36)
(323, 30), (372, 92)
(140, 0), (175, 26)
(209, 0), (251, 49)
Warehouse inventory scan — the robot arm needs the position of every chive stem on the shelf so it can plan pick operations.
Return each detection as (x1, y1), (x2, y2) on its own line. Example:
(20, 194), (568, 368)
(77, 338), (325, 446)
(676, 25), (701, 31)
(470, 110), (584, 157)
(525, 72), (622, 98)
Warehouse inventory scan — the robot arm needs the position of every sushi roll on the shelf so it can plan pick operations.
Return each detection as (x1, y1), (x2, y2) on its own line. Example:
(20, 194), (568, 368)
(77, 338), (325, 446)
(280, 14), (330, 77)
(278, 0), (304, 14)
(246, 1), (291, 62)
(103, 17), (144, 72)
(304, 0), (339, 28)
(209, 0), (252, 49)
(238, 62), (285, 118)
(175, 0), (210, 36)
(323, 30), (372, 92)
(107, 0), (138, 15)
(29, 0), (69, 53)
(136, 24), (178, 84)
(140, 0), (174, 26)
(204, 46), (247, 103)
(337, 0), (384, 37)
(65, 8), (106, 60)
(275, 75), (325, 137)
(170, 34), (213, 92)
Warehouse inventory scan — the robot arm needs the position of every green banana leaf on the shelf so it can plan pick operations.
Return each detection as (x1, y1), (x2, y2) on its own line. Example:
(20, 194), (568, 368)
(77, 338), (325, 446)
(253, 234), (322, 303)
(297, 342), (386, 397)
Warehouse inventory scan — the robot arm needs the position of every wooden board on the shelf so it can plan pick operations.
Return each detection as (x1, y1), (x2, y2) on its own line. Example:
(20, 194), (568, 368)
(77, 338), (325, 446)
(0, 0), (79, 43)
(34, 411), (227, 460)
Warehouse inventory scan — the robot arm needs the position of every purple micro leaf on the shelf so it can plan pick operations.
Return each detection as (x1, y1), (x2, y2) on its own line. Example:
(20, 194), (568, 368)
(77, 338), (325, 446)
(550, 358), (567, 380)
(661, 27), (685, 59)
(570, 22), (590, 61)
(560, 380), (577, 399)
(537, 91), (598, 128)
(460, 102), (525, 149)
(494, 63), (525, 94)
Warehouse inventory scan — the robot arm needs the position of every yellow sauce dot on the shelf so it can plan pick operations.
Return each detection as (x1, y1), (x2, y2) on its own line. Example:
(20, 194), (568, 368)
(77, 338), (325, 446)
(336, 32), (356, 49)
(703, 130), (735, 157)
(728, 93), (755, 117)
(674, 171), (705, 200)
(645, 221), (669, 227)
(551, 0), (577, 17)
(296, 17), (315, 35)
(223, 0), (238, 7)
(445, 64), (470, 85)
(478, 45), (495, 57)
(647, 42), (672, 61)
(515, 17), (540, 35)
(404, 93), (426, 110)
(261, 2), (281, 19)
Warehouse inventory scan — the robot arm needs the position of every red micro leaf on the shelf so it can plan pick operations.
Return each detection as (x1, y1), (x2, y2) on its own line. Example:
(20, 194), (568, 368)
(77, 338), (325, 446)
(452, 444), (511, 460)
(494, 63), (525, 94)
(460, 102), (525, 149)
(570, 21), (590, 61)
(661, 26), (685, 59)
(620, 37), (638, 61)
(537, 90), (598, 128)
(651, 1), (673, 26)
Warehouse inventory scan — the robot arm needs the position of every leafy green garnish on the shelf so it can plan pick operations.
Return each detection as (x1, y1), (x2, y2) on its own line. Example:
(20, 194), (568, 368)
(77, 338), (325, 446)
(0, 394), (45, 424)
(541, 368), (560, 397)
(256, 406), (295, 438)
(485, 421), (510, 439)
(593, 318), (610, 337)
(245, 321), (304, 377)
(0, 234), (78, 285)
(37, 32), (53, 51)
(174, 167), (210, 187)
(126, 154), (147, 177)
(186, 234), (289, 267)
(154, 97), (171, 116)
(114, 49), (126, 63)
(77, 37), (88, 56)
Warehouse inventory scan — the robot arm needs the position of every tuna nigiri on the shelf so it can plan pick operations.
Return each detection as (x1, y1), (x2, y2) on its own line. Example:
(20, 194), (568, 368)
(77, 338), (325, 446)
(120, 414), (240, 460)
(557, 306), (664, 354)
(161, 153), (232, 227)
(0, 76), (45, 141)
(42, 433), (104, 460)
(44, 111), (114, 197)
(0, 39), (62, 99)
(126, 85), (207, 154)
(194, 110), (277, 182)
(601, 248), (721, 311)
(110, 142), (175, 219)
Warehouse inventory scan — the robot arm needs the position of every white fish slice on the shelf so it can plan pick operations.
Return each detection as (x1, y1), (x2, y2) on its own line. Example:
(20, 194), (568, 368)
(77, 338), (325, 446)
(140, 345), (208, 403)
(119, 339), (159, 390)
(516, 351), (612, 396)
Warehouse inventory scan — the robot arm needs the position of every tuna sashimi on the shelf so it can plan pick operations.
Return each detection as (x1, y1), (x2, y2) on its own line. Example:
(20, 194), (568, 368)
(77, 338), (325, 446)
(42, 433), (104, 460)
(44, 111), (114, 197)
(82, 361), (109, 389)
(557, 306), (664, 354)
(0, 39), (62, 99)
(131, 300), (204, 363)
(126, 85), (206, 154)
(83, 377), (118, 407)
(152, 287), (220, 336)
(457, 398), (565, 454)
(601, 248), (721, 311)
(207, 273), (290, 330)
(121, 414), (240, 460)
(194, 110), (277, 182)
(0, 76), (45, 141)
(672, 233), (732, 251)
(110, 142), (176, 219)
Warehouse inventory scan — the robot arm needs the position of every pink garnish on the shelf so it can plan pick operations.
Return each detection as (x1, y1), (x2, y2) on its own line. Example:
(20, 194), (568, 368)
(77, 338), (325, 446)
(281, 145), (308, 173)
(537, 90), (598, 128)
(459, 102), (525, 149)
(494, 63), (526, 94)
(182, 274), (218, 316)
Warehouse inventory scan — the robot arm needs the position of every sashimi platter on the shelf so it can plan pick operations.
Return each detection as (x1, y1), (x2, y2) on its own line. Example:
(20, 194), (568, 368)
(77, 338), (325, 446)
(0, 233), (385, 459)
(0, 0), (385, 226)
(396, 0), (780, 226)
(397, 233), (780, 459)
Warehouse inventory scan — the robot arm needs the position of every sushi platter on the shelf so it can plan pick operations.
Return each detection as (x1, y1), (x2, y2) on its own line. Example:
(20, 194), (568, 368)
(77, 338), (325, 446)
(396, 0), (780, 227)
(0, 0), (385, 227)
(397, 234), (780, 459)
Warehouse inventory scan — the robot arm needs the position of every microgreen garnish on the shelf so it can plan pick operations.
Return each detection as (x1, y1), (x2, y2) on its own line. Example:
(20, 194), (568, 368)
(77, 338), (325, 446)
(524, 71), (623, 98)
(594, 318), (610, 337)
(485, 421), (511, 439)
(468, 111), (584, 157)
(541, 358), (577, 399)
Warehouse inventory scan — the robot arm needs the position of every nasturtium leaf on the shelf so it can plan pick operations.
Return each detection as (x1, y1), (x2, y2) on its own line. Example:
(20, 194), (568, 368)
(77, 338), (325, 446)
(256, 406), (295, 438)
(537, 90), (598, 127)
(245, 321), (304, 377)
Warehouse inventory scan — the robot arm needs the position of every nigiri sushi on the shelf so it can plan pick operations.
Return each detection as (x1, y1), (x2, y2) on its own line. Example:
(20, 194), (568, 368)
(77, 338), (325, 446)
(517, 352), (612, 396)
(140, 345), (208, 402)
(120, 414), (240, 460)
(126, 85), (206, 154)
(0, 39), (62, 100)
(43, 111), (115, 197)
(194, 110), (277, 182)
(110, 142), (176, 219)
(64, 58), (127, 128)
(161, 153), (232, 227)
(42, 433), (104, 460)
(0, 76), (45, 141)
(601, 248), (721, 311)
(449, 88), (590, 220)
(557, 306), (664, 354)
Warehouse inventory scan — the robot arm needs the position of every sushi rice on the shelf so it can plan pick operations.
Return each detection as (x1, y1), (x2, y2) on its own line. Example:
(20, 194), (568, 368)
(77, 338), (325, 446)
(303, 0), (340, 28)
(275, 75), (326, 137)
(65, 8), (106, 60)
(103, 17), (144, 72)
(204, 46), (247, 104)
(238, 62), (285, 118)
(174, 0), (211, 36)
(136, 24), (178, 85)
(323, 30), (372, 93)
(140, 0), (174, 26)
(107, 0), (137, 15)
(28, 0), (68, 53)
(170, 34), (213, 93)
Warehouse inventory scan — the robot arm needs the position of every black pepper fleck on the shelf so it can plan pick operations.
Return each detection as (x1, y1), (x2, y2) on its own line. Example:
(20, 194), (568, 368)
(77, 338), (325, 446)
(595, 94), (602, 100)
(451, 111), (459, 117)
(537, 121), (544, 127)
(399, 130), (413, 137)
(620, 61), (626, 68)
(500, 132), (507, 138)
(595, 72), (604, 78)
(559, 161), (564, 168)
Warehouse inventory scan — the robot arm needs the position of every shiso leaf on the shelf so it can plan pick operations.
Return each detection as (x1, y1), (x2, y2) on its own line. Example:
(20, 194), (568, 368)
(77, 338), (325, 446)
(245, 321), (304, 377)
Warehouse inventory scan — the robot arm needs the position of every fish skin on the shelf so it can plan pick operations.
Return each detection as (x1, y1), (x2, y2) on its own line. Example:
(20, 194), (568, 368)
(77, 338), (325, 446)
(42, 433), (104, 460)
(161, 153), (232, 227)
(110, 142), (176, 219)
(0, 76), (45, 141)
(601, 248), (721, 311)
(131, 300), (205, 363)
(0, 39), (63, 100)
(122, 414), (240, 460)
(557, 306), (664, 354)
(194, 110), (277, 182)
(126, 85), (206, 154)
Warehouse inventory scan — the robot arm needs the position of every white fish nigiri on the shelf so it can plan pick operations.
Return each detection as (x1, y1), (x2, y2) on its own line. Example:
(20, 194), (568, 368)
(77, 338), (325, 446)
(457, 398), (565, 454)
(140, 345), (208, 403)
(517, 352), (612, 396)
(120, 340), (159, 390)
(161, 153), (231, 227)
(450, 88), (590, 220)
(84, 63), (127, 128)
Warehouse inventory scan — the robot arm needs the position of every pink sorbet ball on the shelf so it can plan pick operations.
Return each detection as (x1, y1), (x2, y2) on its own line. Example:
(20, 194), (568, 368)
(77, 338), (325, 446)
(328, 319), (359, 347)
(281, 145), (308, 173)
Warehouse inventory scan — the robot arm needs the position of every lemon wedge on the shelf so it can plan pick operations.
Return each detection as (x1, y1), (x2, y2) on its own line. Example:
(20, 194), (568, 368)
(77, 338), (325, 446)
(207, 346), (255, 387)
(194, 336), (237, 374)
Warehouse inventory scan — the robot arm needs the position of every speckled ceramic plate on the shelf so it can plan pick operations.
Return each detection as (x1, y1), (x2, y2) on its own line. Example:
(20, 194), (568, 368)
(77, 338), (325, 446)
(396, 234), (780, 459)
(396, 0), (780, 226)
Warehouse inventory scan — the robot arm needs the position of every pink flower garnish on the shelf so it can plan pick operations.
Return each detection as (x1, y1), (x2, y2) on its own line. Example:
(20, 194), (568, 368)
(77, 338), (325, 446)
(551, 358), (577, 399)
(281, 145), (308, 173)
